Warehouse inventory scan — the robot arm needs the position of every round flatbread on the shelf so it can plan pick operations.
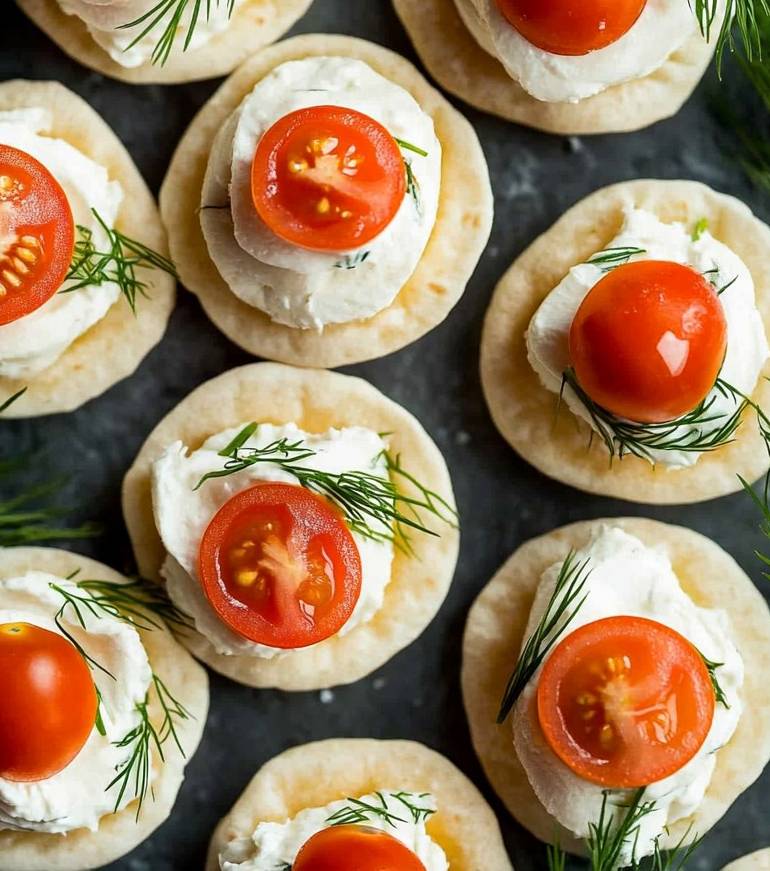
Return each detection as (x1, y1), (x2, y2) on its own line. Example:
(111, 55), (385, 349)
(723, 849), (770, 871)
(205, 739), (513, 871)
(0, 546), (209, 871)
(462, 517), (770, 855)
(393, 0), (715, 135)
(0, 80), (175, 420)
(15, 0), (313, 85)
(159, 34), (493, 369)
(122, 362), (459, 691)
(481, 179), (770, 505)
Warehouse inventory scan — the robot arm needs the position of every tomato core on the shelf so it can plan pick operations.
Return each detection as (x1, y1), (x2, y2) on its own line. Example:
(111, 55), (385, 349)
(569, 260), (728, 423)
(198, 482), (362, 648)
(251, 105), (406, 252)
(293, 825), (427, 871)
(496, 0), (647, 55)
(0, 622), (97, 782)
(537, 615), (715, 788)
(0, 144), (74, 326)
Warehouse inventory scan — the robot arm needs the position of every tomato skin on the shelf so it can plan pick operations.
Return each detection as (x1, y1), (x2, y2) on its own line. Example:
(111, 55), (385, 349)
(496, 0), (646, 55)
(569, 260), (728, 424)
(251, 105), (406, 253)
(293, 825), (427, 871)
(0, 622), (97, 782)
(0, 144), (74, 326)
(537, 615), (715, 789)
(198, 482), (362, 649)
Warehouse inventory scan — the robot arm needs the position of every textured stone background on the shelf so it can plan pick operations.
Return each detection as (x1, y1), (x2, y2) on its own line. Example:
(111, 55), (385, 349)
(2, 2), (769, 869)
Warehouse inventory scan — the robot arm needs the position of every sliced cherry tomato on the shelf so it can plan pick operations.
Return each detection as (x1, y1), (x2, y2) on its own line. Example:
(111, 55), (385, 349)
(294, 825), (427, 871)
(0, 622), (97, 782)
(537, 615), (715, 788)
(198, 482), (362, 649)
(0, 144), (74, 326)
(496, 0), (646, 55)
(251, 105), (406, 253)
(569, 260), (728, 423)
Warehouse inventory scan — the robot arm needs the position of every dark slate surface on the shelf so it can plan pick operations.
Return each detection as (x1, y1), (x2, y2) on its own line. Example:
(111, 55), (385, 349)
(2, 3), (769, 869)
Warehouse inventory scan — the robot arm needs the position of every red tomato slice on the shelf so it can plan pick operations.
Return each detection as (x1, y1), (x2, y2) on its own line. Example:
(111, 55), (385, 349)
(251, 105), (406, 253)
(198, 482), (362, 649)
(537, 615), (715, 788)
(496, 0), (646, 55)
(569, 260), (728, 423)
(0, 144), (74, 326)
(0, 622), (97, 782)
(294, 825), (427, 871)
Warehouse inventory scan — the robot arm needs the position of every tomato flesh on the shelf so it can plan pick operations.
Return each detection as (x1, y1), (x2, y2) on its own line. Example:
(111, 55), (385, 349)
(251, 105), (406, 253)
(294, 825), (427, 871)
(496, 0), (646, 55)
(537, 615), (715, 788)
(569, 260), (728, 423)
(0, 622), (97, 782)
(0, 144), (74, 326)
(198, 482), (362, 649)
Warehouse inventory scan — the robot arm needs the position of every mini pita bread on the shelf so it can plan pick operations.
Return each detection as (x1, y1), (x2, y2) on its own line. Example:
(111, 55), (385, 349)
(723, 849), (770, 871)
(393, 0), (715, 135)
(462, 517), (770, 855)
(16, 0), (313, 85)
(0, 546), (208, 871)
(205, 739), (513, 871)
(481, 179), (770, 505)
(122, 362), (459, 691)
(159, 34), (493, 369)
(0, 80), (175, 420)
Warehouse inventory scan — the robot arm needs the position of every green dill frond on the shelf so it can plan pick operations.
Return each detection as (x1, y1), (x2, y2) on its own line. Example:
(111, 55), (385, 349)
(395, 139), (427, 213)
(326, 791), (435, 828)
(586, 247), (646, 271)
(107, 674), (191, 818)
(692, 0), (770, 73)
(498, 550), (591, 723)
(195, 424), (457, 554)
(691, 218), (709, 241)
(643, 826), (702, 870)
(699, 652), (730, 708)
(561, 369), (750, 464)
(64, 209), (176, 314)
(546, 842), (567, 871)
(118, 0), (236, 67)
(588, 789), (657, 871)
(0, 388), (27, 414)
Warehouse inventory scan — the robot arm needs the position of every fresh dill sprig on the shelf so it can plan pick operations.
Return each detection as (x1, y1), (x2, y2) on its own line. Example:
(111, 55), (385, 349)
(64, 209), (176, 314)
(108, 674), (191, 818)
(194, 424), (457, 555)
(586, 247), (646, 272)
(691, 218), (709, 241)
(561, 369), (750, 464)
(395, 139), (427, 214)
(50, 576), (191, 679)
(0, 388), (26, 413)
(497, 551), (591, 723)
(546, 842), (566, 871)
(691, 0), (770, 73)
(588, 789), (657, 871)
(638, 826), (702, 870)
(326, 792), (435, 828)
(394, 138), (429, 158)
(700, 653), (730, 708)
(335, 251), (371, 270)
(118, 0), (235, 67)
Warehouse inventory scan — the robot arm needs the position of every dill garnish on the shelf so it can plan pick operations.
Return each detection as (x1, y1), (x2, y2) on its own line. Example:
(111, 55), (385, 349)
(701, 653), (730, 708)
(64, 209), (177, 314)
(194, 424), (457, 555)
(395, 139), (427, 213)
(108, 674), (191, 818)
(327, 792), (435, 828)
(692, 218), (709, 241)
(586, 247), (647, 272)
(497, 551), (591, 723)
(118, 0), (235, 67)
(0, 388), (26, 413)
(560, 369), (752, 464)
(692, 0), (770, 73)
(335, 251), (371, 270)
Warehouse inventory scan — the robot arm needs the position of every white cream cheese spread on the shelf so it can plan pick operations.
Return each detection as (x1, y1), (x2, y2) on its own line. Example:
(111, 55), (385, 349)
(201, 56), (441, 330)
(526, 207), (769, 468)
(513, 526), (743, 861)
(0, 107), (123, 380)
(0, 572), (151, 834)
(454, 0), (697, 103)
(219, 790), (448, 871)
(58, 0), (244, 69)
(152, 423), (395, 658)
